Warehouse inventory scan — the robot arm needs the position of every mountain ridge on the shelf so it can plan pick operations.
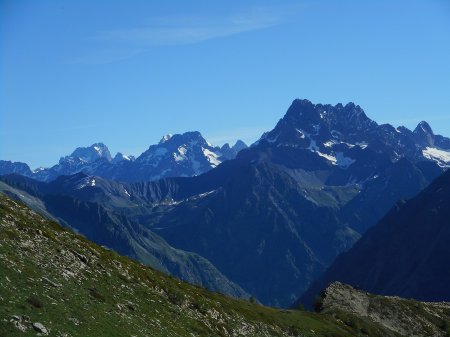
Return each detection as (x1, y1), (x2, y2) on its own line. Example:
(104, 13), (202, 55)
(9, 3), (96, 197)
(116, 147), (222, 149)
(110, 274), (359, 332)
(0, 132), (248, 183)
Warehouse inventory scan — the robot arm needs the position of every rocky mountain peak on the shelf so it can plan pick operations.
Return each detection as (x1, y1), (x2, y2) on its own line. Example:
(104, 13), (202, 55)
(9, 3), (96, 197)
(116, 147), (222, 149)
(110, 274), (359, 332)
(155, 131), (208, 148)
(232, 140), (248, 152)
(159, 134), (173, 144)
(133, 131), (224, 179)
(414, 121), (433, 134)
(414, 121), (435, 146)
(64, 143), (112, 164)
(112, 152), (135, 164)
(220, 140), (248, 160)
(262, 99), (377, 148)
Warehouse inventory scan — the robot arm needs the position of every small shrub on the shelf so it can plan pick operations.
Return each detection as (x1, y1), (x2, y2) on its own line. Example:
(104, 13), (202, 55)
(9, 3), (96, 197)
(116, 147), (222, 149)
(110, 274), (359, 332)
(439, 319), (449, 332)
(26, 296), (43, 308)
(5, 230), (20, 241)
(360, 327), (369, 335)
(168, 289), (185, 305)
(345, 319), (356, 328)
(89, 288), (106, 302)
(192, 301), (208, 315)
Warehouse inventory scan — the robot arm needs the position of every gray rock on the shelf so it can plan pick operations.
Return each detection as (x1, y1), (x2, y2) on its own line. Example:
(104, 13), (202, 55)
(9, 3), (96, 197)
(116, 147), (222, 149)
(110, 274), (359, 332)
(42, 277), (61, 287)
(32, 322), (48, 335)
(10, 316), (27, 332)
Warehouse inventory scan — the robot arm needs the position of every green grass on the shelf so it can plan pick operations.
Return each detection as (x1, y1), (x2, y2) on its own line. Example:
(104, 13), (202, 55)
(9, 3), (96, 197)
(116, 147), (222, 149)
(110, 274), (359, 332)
(0, 194), (396, 337)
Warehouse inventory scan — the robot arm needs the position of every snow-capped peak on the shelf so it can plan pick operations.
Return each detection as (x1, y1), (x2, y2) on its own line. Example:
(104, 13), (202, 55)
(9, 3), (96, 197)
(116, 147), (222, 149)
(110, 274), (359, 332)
(64, 143), (112, 164)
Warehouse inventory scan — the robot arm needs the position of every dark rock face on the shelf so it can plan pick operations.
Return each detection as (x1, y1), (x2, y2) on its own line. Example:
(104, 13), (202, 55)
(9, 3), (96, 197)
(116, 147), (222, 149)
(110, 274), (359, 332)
(300, 170), (450, 308)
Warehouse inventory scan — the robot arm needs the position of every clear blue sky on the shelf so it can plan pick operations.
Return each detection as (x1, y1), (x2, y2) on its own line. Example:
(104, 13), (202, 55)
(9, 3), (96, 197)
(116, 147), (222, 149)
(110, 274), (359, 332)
(1, 0), (450, 169)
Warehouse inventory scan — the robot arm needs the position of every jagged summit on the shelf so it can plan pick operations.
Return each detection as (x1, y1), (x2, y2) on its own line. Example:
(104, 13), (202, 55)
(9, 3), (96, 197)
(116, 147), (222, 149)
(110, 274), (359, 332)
(159, 134), (173, 144)
(257, 98), (450, 170)
(414, 121), (434, 135)
(156, 131), (207, 147)
(258, 99), (378, 168)
(282, 99), (376, 135)
(233, 139), (248, 152)
(112, 152), (135, 163)
(414, 120), (435, 147)
(64, 142), (112, 163)
(219, 140), (248, 160)
(134, 131), (224, 180)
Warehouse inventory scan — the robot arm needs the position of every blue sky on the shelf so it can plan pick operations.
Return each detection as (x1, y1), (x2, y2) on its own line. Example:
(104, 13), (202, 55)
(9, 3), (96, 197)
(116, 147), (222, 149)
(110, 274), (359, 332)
(1, 0), (450, 169)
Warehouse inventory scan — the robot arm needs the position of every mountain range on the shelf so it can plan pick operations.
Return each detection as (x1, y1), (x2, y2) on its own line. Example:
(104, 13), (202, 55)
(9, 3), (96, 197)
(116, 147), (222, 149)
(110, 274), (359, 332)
(131, 99), (450, 306)
(1, 98), (449, 308)
(0, 132), (247, 182)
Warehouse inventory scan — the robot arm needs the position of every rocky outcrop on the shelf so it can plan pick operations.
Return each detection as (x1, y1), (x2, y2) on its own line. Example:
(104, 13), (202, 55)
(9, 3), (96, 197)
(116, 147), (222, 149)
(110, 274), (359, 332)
(319, 282), (450, 337)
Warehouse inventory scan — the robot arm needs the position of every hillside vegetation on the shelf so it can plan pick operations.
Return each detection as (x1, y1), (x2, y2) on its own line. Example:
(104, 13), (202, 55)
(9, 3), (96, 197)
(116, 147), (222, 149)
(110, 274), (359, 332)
(0, 194), (368, 337)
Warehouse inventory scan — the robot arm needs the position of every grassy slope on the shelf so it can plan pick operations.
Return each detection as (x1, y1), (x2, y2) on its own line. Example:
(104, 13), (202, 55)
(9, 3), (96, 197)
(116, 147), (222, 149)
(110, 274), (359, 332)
(0, 194), (366, 337)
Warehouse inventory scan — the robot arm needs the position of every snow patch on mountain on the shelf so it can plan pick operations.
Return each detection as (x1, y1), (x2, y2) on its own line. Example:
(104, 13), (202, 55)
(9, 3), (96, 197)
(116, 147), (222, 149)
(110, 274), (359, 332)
(203, 148), (221, 167)
(123, 188), (131, 197)
(160, 134), (173, 143)
(173, 152), (186, 162)
(422, 147), (450, 167)
(317, 151), (336, 163)
(356, 142), (368, 149)
(76, 177), (96, 189)
(296, 129), (306, 139)
(193, 190), (217, 199)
